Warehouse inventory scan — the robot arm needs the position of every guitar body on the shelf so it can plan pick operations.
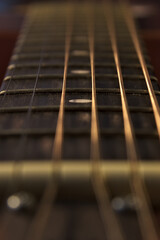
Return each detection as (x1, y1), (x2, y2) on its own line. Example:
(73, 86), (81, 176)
(0, 1), (160, 240)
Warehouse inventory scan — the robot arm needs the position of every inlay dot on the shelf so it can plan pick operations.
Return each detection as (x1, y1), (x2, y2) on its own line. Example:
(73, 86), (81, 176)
(71, 50), (89, 56)
(69, 99), (92, 104)
(7, 192), (35, 211)
(111, 197), (126, 212)
(71, 69), (90, 75)
(112, 195), (140, 212)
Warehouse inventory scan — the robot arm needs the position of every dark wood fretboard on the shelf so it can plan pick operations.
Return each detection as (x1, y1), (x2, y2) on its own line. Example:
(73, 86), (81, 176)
(0, 3), (160, 240)
(0, 3), (160, 161)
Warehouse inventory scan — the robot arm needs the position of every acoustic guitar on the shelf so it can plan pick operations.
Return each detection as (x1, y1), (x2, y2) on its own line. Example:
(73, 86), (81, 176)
(0, 1), (160, 240)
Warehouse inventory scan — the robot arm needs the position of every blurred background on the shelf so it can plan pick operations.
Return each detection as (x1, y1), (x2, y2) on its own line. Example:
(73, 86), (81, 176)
(0, 0), (159, 85)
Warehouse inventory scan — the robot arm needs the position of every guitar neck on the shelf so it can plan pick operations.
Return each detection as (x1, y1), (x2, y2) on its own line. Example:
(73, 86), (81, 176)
(0, 3), (160, 160)
(0, 3), (160, 240)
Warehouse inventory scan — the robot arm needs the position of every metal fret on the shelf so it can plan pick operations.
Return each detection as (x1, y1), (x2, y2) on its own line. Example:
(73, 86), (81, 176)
(0, 161), (160, 203)
(1, 88), (160, 95)
(0, 129), (158, 138)
(0, 105), (155, 113)
(7, 62), (154, 69)
(3, 73), (158, 82)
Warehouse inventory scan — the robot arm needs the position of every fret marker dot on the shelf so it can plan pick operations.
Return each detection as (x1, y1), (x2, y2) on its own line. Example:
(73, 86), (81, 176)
(71, 50), (89, 56)
(8, 64), (16, 70)
(112, 195), (140, 212)
(0, 90), (6, 95)
(7, 192), (35, 211)
(7, 195), (21, 210)
(71, 70), (90, 75)
(69, 99), (92, 104)
(111, 197), (125, 212)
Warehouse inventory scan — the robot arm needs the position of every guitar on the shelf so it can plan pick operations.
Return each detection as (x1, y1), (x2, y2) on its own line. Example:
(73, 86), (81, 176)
(0, 1), (160, 240)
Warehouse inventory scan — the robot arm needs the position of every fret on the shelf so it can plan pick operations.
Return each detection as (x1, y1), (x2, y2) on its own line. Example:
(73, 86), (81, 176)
(0, 106), (156, 113)
(11, 52), (150, 61)
(0, 161), (160, 199)
(1, 88), (160, 95)
(0, 129), (158, 138)
(3, 75), (159, 92)
(3, 73), (158, 82)
(7, 62), (154, 69)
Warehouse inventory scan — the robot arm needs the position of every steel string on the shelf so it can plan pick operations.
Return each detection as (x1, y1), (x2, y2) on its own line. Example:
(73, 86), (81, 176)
(105, 2), (159, 240)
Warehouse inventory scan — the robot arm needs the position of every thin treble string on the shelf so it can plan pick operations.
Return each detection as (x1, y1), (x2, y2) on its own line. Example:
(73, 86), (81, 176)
(122, 2), (160, 140)
(0, 48), (44, 240)
(0, 8), (47, 240)
(0, 10), (35, 107)
(14, 14), (49, 161)
(105, 2), (159, 240)
(87, 5), (125, 240)
(24, 5), (73, 240)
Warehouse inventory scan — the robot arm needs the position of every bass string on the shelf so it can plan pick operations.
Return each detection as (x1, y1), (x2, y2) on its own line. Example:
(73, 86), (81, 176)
(24, 5), (73, 240)
(87, 4), (125, 240)
(106, 2), (159, 240)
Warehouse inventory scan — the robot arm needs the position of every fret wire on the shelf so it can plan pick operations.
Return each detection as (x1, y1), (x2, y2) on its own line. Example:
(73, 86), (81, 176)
(87, 6), (125, 240)
(0, 129), (158, 138)
(0, 105), (155, 113)
(105, 2), (158, 240)
(25, 5), (73, 240)
(4, 73), (158, 82)
(7, 62), (154, 69)
(2, 88), (160, 95)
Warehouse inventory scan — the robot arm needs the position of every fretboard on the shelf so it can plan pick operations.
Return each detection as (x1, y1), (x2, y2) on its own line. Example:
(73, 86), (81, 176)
(1, 3), (160, 240)
(0, 3), (160, 161)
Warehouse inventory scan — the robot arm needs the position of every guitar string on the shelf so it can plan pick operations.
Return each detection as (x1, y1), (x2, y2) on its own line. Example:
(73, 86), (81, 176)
(0, 8), (35, 105)
(105, 2), (159, 240)
(87, 5), (125, 240)
(0, 3), (158, 240)
(13, 7), (54, 163)
(121, 3), (160, 240)
(122, 2), (160, 140)
(24, 5), (73, 240)
(0, 7), (47, 240)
